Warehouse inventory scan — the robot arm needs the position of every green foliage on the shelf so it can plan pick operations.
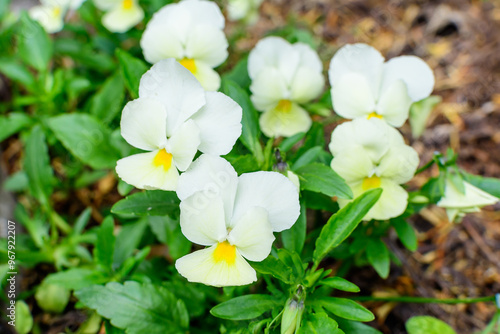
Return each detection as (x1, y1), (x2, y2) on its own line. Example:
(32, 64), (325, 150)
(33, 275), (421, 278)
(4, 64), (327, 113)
(392, 218), (418, 251)
(405, 316), (457, 334)
(90, 72), (125, 124)
(318, 297), (375, 322)
(320, 277), (360, 293)
(76, 281), (189, 334)
(116, 49), (149, 99)
(211, 295), (282, 320)
(17, 13), (52, 71)
(111, 190), (180, 217)
(313, 189), (382, 265)
(23, 125), (54, 207)
(366, 239), (390, 278)
(282, 200), (307, 255)
(409, 96), (442, 138)
(49, 113), (121, 169)
(294, 163), (352, 199)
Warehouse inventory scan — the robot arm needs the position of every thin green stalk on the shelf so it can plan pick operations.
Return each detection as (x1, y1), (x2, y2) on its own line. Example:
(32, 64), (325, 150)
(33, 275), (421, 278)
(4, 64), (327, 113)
(350, 295), (496, 304)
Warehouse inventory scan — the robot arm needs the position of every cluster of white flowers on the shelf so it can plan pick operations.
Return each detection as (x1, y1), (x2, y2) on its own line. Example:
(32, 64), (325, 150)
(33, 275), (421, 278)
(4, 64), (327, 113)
(248, 37), (325, 138)
(116, 56), (300, 286)
(141, 0), (228, 91)
(29, 0), (85, 33)
(116, 58), (242, 191)
(226, 0), (263, 25)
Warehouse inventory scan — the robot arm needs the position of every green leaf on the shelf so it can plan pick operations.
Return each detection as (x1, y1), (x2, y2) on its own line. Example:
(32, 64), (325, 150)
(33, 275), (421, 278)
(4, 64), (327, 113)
(320, 277), (360, 293)
(3, 170), (28, 192)
(320, 297), (374, 322)
(95, 216), (115, 270)
(334, 317), (382, 334)
(222, 57), (251, 89)
(295, 163), (352, 199)
(75, 281), (189, 334)
(392, 218), (417, 251)
(221, 79), (262, 159)
(44, 268), (110, 290)
(210, 295), (281, 320)
(299, 313), (341, 334)
(282, 200), (307, 255)
(0, 58), (36, 90)
(90, 72), (125, 124)
(112, 190), (180, 217)
(49, 113), (121, 169)
(461, 171), (500, 198)
(15, 301), (33, 334)
(17, 13), (52, 71)
(278, 248), (305, 279)
(24, 125), (54, 207)
(292, 146), (324, 170)
(72, 207), (92, 236)
(113, 219), (148, 267)
(54, 38), (114, 72)
(279, 132), (306, 152)
(313, 189), (382, 264)
(409, 96), (442, 138)
(224, 154), (260, 174)
(249, 255), (293, 284)
(405, 316), (457, 334)
(366, 239), (390, 279)
(148, 216), (191, 260)
(0, 112), (32, 142)
(116, 49), (148, 99)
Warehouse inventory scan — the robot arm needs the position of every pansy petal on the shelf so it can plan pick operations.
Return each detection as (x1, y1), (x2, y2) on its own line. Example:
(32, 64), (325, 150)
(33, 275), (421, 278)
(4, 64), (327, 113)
(102, 1), (144, 33)
(177, 155), (238, 222)
(330, 145), (375, 184)
(191, 91), (242, 155)
(377, 145), (419, 184)
(116, 151), (179, 191)
(329, 43), (384, 94)
(232, 171), (300, 232)
(167, 119), (201, 172)
(329, 118), (401, 163)
(120, 98), (167, 151)
(29, 5), (65, 33)
(290, 67), (324, 104)
(375, 79), (413, 127)
(139, 59), (206, 136)
(141, 24), (184, 64)
(180, 194), (227, 245)
(250, 67), (289, 111)
(175, 245), (257, 287)
(331, 73), (376, 120)
(92, 0), (117, 10)
(294, 43), (323, 72)
(191, 60), (222, 91)
(259, 102), (312, 138)
(247, 36), (300, 82)
(380, 56), (434, 102)
(180, 0), (225, 29)
(438, 180), (499, 209)
(368, 179), (408, 220)
(185, 25), (228, 68)
(227, 207), (274, 261)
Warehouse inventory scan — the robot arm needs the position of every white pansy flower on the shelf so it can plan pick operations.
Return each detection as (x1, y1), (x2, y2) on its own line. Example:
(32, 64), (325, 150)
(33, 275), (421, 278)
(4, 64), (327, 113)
(29, 0), (86, 33)
(175, 155), (300, 286)
(248, 36), (325, 138)
(141, 0), (228, 91)
(93, 0), (144, 33)
(329, 118), (419, 220)
(227, 0), (263, 25)
(437, 179), (498, 222)
(115, 59), (242, 191)
(329, 43), (435, 127)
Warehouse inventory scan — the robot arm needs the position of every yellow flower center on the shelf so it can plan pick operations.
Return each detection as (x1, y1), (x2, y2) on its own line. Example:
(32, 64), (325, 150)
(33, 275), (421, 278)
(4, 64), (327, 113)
(362, 175), (381, 191)
(53, 6), (62, 16)
(276, 99), (292, 113)
(122, 0), (133, 10)
(367, 112), (383, 120)
(213, 241), (236, 265)
(179, 58), (197, 74)
(153, 149), (173, 171)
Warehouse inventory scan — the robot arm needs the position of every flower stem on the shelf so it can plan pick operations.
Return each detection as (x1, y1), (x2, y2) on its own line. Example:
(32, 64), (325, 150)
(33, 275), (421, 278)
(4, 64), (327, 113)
(349, 295), (496, 304)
